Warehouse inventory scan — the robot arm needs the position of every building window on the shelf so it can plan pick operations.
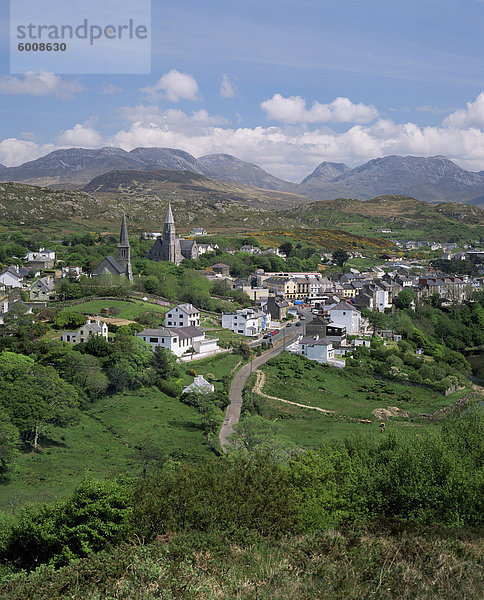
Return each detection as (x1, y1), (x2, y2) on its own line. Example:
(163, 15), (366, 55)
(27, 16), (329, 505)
(150, 337), (158, 343)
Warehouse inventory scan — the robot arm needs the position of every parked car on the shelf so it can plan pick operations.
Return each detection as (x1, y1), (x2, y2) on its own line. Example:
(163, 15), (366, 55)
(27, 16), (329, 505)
(300, 316), (305, 320)
(271, 329), (279, 336)
(295, 322), (302, 327)
(286, 323), (292, 327)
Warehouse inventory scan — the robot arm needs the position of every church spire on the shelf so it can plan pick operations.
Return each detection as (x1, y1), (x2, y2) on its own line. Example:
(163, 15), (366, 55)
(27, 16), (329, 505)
(165, 202), (175, 225)
(117, 212), (133, 282)
(119, 212), (129, 245)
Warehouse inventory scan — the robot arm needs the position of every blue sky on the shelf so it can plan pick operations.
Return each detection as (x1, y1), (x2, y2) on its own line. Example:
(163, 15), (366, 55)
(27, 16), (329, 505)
(0, 0), (483, 181)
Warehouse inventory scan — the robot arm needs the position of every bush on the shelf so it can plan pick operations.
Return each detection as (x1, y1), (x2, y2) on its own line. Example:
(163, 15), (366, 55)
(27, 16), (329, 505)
(157, 378), (184, 398)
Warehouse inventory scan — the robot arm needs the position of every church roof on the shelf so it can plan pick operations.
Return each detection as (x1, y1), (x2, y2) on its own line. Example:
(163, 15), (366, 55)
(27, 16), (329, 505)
(92, 256), (125, 276)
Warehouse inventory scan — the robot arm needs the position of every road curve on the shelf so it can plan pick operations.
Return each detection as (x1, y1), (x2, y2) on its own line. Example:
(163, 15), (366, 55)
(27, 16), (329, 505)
(219, 331), (300, 451)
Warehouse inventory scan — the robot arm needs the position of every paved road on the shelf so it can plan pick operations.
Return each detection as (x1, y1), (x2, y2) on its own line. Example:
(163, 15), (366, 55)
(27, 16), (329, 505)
(219, 329), (300, 451)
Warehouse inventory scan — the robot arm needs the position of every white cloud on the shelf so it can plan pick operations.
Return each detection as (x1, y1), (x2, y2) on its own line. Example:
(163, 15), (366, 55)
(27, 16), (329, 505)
(118, 104), (227, 128)
(141, 70), (200, 102)
(220, 74), (236, 98)
(57, 124), (103, 147)
(0, 72), (84, 98)
(261, 93), (379, 124)
(100, 83), (122, 95)
(443, 91), (484, 129)
(2, 93), (484, 178)
(0, 138), (55, 166)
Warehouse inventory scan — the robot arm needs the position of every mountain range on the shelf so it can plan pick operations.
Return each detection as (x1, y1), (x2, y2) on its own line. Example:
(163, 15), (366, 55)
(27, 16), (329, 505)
(1, 147), (484, 204)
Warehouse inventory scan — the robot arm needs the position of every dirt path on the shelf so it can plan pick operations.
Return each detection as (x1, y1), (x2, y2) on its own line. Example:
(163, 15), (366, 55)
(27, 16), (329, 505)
(253, 370), (335, 415)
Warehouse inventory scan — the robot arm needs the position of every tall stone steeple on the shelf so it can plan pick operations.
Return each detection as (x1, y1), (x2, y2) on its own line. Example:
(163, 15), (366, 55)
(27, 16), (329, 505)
(117, 212), (133, 281)
(162, 202), (177, 263)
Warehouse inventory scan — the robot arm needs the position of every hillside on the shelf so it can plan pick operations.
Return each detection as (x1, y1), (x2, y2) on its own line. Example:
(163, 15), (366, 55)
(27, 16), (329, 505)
(81, 168), (309, 211)
(282, 195), (484, 240)
(1, 179), (483, 242)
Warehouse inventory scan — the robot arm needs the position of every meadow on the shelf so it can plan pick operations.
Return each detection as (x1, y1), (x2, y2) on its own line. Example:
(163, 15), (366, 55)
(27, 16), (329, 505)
(0, 353), (240, 510)
(248, 353), (472, 446)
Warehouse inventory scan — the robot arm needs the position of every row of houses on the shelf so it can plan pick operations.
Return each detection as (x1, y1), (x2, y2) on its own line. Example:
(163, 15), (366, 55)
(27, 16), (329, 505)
(243, 267), (479, 310)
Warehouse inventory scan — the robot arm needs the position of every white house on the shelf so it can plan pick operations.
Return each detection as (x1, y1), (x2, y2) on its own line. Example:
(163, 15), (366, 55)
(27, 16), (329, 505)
(327, 302), (361, 335)
(61, 266), (83, 279)
(25, 248), (56, 269)
(164, 304), (200, 328)
(137, 326), (218, 358)
(182, 375), (214, 395)
(0, 267), (23, 289)
(221, 308), (266, 337)
(62, 318), (109, 344)
(26, 248), (55, 262)
(298, 335), (335, 364)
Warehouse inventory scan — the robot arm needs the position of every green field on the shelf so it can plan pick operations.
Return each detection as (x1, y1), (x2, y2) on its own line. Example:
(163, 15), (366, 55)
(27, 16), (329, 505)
(0, 387), (213, 510)
(67, 299), (170, 321)
(249, 353), (471, 446)
(0, 353), (242, 510)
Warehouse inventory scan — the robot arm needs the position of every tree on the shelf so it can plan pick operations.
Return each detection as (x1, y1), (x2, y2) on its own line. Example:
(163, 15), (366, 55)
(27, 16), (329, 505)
(151, 347), (177, 379)
(332, 249), (349, 268)
(0, 354), (80, 449)
(0, 412), (20, 475)
(394, 288), (416, 310)
(144, 275), (158, 294)
(279, 242), (293, 257)
(53, 311), (86, 330)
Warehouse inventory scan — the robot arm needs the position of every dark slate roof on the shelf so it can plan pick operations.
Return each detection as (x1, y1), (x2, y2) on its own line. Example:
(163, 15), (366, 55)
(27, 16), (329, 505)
(300, 336), (332, 346)
(329, 302), (360, 312)
(92, 256), (125, 276)
(138, 328), (178, 337)
(174, 303), (199, 315)
(169, 326), (204, 340)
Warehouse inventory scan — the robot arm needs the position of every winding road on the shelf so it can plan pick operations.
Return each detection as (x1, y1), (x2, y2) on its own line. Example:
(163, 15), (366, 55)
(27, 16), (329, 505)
(219, 330), (300, 451)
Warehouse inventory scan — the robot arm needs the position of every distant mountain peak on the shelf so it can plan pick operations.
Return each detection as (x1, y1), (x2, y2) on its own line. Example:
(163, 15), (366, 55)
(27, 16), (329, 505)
(301, 161), (350, 185)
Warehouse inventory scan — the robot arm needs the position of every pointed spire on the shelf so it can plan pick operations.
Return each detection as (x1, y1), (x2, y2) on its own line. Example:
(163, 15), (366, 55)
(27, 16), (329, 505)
(165, 202), (174, 225)
(119, 212), (129, 246)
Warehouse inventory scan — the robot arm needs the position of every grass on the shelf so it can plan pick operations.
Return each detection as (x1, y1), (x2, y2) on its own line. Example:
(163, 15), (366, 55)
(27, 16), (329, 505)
(0, 387), (212, 510)
(1, 526), (482, 600)
(249, 353), (471, 446)
(204, 327), (250, 344)
(190, 352), (241, 380)
(67, 299), (170, 321)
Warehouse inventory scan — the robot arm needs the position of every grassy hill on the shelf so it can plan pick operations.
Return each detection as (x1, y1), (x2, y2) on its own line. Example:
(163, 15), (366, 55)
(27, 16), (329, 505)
(1, 180), (483, 242)
(281, 195), (484, 240)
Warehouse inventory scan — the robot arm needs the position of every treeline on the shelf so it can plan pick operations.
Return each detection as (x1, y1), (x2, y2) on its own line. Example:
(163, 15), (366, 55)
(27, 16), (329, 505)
(0, 405), (482, 578)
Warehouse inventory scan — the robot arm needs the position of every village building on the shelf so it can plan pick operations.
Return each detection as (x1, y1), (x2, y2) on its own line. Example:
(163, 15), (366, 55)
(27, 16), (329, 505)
(265, 295), (289, 321)
(29, 276), (55, 301)
(146, 203), (198, 265)
(25, 248), (56, 270)
(62, 318), (109, 344)
(0, 266), (23, 289)
(164, 304), (200, 328)
(298, 335), (335, 364)
(326, 301), (361, 335)
(222, 308), (267, 337)
(136, 326), (218, 357)
(182, 375), (214, 395)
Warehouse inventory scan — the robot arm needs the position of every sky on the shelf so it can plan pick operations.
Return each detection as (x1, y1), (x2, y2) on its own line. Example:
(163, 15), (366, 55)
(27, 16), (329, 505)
(0, 0), (483, 182)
